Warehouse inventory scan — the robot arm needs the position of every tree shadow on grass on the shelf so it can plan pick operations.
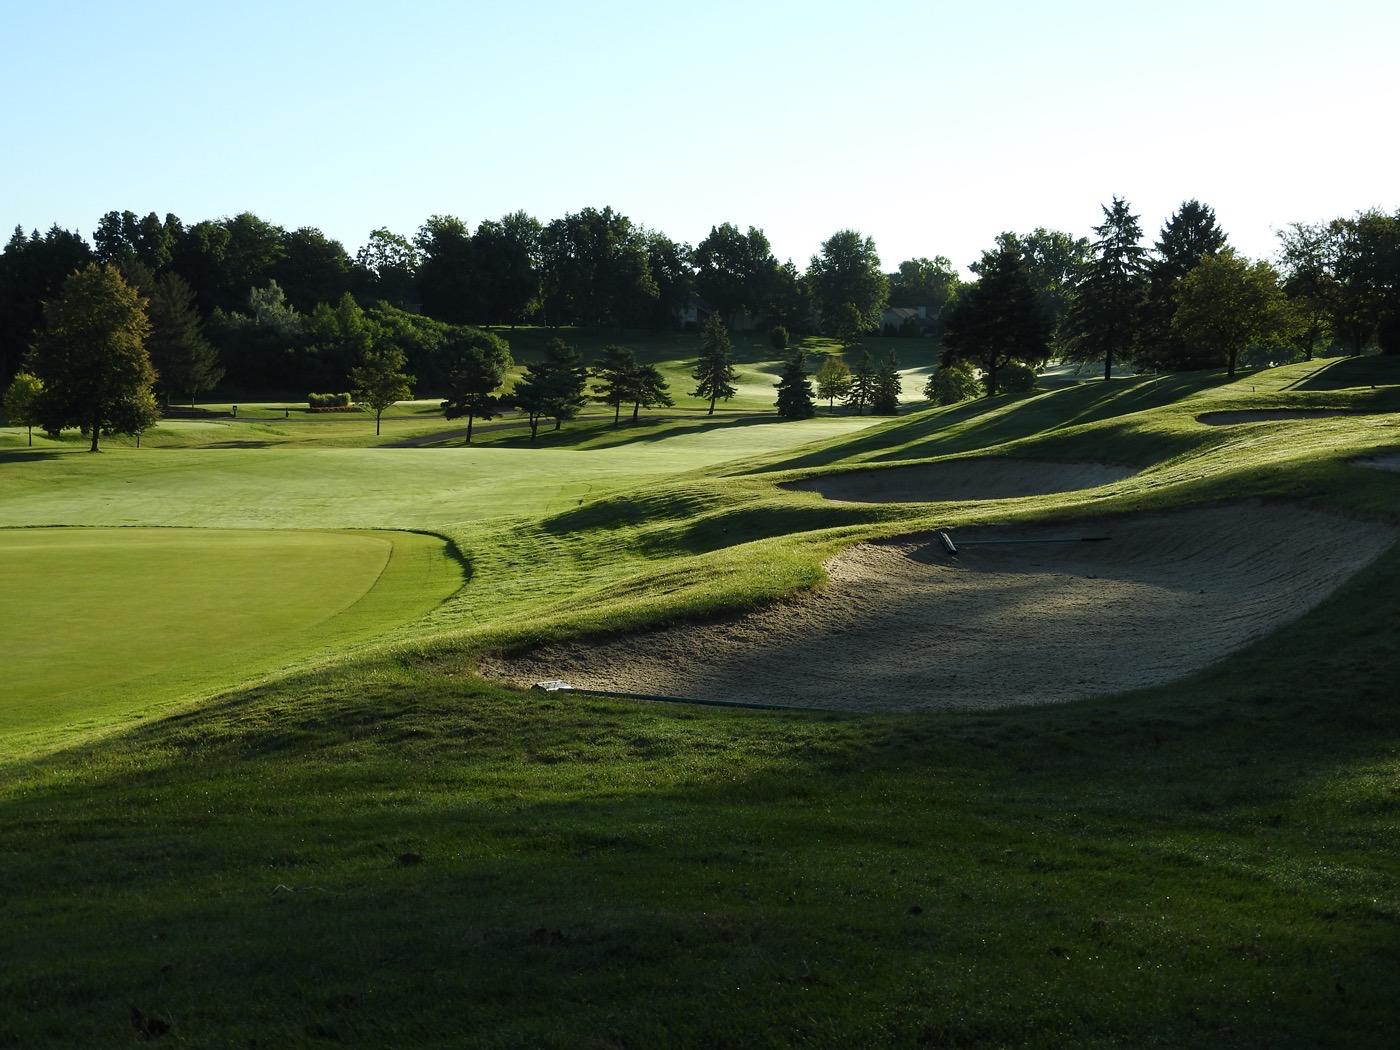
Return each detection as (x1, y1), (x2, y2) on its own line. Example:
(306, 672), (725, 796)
(1293, 355), (1400, 391)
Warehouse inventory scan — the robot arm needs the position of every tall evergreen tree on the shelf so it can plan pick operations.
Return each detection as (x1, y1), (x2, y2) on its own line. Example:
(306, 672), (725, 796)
(439, 328), (512, 442)
(1139, 200), (1229, 370)
(942, 235), (1050, 396)
(774, 351), (816, 420)
(1064, 198), (1148, 379)
(147, 272), (222, 407)
(871, 352), (902, 414)
(846, 349), (877, 413)
(591, 344), (639, 425)
(628, 363), (673, 422)
(28, 263), (157, 451)
(514, 338), (588, 439)
(690, 313), (738, 415)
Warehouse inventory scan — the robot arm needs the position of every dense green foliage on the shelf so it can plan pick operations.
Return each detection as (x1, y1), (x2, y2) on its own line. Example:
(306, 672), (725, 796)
(774, 350), (816, 419)
(814, 354), (852, 410)
(689, 314), (739, 415)
(923, 359), (981, 404)
(943, 235), (1049, 395)
(1063, 197), (1148, 379)
(27, 263), (158, 450)
(1, 370), (42, 444)
(349, 346), (415, 435)
(440, 328), (513, 441)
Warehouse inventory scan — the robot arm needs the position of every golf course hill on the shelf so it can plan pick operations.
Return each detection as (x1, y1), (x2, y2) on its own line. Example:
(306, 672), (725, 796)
(2, 351), (1400, 1046)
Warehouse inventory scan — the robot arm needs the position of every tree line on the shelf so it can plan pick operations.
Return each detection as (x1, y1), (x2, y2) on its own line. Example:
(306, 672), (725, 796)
(937, 199), (1400, 395)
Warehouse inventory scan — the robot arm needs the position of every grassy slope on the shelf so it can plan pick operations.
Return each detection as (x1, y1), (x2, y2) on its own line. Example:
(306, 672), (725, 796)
(0, 528), (463, 754)
(2, 357), (1400, 1046)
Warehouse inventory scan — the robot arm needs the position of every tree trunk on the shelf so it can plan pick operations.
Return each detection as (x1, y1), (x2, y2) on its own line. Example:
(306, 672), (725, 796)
(376, 411), (382, 435)
(708, 395), (716, 415)
(1228, 349), (1238, 376)
(986, 361), (999, 397)
(465, 413), (474, 444)
(613, 403), (620, 426)
(554, 417), (561, 430)
(89, 413), (100, 452)
(529, 415), (539, 441)
(27, 424), (32, 447)
(632, 401), (640, 422)
(1104, 346), (1113, 381)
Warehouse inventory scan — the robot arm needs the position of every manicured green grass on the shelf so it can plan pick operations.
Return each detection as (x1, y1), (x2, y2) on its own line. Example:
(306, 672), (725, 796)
(0, 528), (462, 754)
(2, 355), (1400, 1046)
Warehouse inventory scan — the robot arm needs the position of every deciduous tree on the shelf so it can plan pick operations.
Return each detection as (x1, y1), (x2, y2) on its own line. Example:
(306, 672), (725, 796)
(28, 263), (157, 451)
(2, 371), (43, 445)
(814, 355), (852, 411)
(1139, 200), (1229, 370)
(350, 345), (415, 435)
(808, 230), (888, 334)
(1172, 250), (1290, 376)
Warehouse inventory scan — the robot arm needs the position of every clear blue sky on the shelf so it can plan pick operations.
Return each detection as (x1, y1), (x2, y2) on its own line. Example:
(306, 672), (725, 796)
(3, 0), (1396, 272)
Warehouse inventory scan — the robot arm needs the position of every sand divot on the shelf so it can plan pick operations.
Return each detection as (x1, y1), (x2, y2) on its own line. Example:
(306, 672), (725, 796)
(484, 504), (1396, 712)
(783, 458), (1135, 504)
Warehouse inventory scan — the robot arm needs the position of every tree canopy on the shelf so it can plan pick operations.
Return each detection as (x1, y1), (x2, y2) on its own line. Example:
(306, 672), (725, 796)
(690, 314), (739, 415)
(1172, 250), (1290, 376)
(350, 346), (415, 435)
(439, 327), (512, 442)
(27, 263), (157, 450)
(943, 235), (1049, 396)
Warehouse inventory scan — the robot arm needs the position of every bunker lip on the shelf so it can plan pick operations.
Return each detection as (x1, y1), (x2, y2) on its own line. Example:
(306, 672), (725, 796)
(1196, 409), (1376, 425)
(482, 502), (1397, 714)
(781, 457), (1137, 504)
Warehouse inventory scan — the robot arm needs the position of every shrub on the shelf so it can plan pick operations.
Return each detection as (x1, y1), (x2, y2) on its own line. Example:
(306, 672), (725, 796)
(923, 360), (983, 404)
(769, 325), (789, 352)
(998, 361), (1037, 393)
(307, 391), (354, 411)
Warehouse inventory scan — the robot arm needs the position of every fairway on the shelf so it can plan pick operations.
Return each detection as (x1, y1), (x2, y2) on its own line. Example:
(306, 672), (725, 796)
(0, 527), (462, 749)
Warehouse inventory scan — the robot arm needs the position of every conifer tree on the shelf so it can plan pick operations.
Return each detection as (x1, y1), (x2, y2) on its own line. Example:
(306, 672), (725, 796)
(845, 349), (877, 413)
(690, 314), (738, 415)
(29, 263), (157, 451)
(514, 337), (587, 439)
(1138, 200), (1229, 370)
(1064, 198), (1148, 379)
(591, 344), (639, 425)
(774, 350), (816, 419)
(440, 328), (512, 442)
(871, 351), (902, 414)
(942, 234), (1050, 396)
(147, 272), (222, 407)
(628, 363), (673, 422)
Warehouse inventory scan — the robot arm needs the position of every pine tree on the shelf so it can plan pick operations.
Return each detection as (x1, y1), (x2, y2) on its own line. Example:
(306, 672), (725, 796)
(690, 314), (738, 414)
(514, 338), (587, 439)
(591, 345), (639, 425)
(1139, 200), (1229, 370)
(147, 272), (222, 407)
(29, 263), (158, 451)
(774, 350), (816, 419)
(845, 349), (877, 413)
(440, 328), (512, 442)
(942, 234), (1050, 396)
(1064, 198), (1148, 379)
(814, 355), (852, 411)
(871, 352), (901, 414)
(629, 363), (673, 421)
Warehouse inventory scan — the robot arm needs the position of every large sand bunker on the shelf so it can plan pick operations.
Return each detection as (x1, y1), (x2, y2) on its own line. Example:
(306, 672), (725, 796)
(783, 458), (1135, 503)
(485, 504), (1395, 712)
(1197, 409), (1369, 425)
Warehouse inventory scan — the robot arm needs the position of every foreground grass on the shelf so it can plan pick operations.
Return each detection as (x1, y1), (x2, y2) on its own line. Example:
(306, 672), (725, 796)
(2, 356), (1399, 1045)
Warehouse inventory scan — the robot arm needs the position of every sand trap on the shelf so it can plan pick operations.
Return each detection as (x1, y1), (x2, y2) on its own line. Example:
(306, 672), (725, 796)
(783, 458), (1136, 503)
(484, 504), (1395, 712)
(1197, 409), (1368, 425)
(1358, 453), (1400, 473)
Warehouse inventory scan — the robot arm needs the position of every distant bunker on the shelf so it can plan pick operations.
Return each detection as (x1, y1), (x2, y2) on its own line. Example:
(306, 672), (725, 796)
(1197, 409), (1374, 425)
(782, 458), (1136, 504)
(485, 504), (1395, 713)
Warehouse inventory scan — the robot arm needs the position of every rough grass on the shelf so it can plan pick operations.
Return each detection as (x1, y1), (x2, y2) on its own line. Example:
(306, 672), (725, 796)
(2, 354), (1400, 1046)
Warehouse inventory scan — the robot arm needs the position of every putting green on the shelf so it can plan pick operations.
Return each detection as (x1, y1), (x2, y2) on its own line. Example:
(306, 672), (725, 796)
(0, 527), (463, 750)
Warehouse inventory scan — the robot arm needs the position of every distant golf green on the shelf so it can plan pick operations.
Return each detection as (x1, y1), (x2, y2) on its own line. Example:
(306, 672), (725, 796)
(0, 527), (461, 750)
